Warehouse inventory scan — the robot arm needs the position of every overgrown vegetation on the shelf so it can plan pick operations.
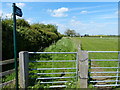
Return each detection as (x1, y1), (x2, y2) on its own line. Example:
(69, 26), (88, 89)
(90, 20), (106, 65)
(2, 18), (62, 60)
(28, 37), (80, 88)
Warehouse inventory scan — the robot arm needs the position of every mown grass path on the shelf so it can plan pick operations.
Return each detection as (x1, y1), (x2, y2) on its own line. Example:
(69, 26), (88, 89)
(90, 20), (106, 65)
(75, 37), (119, 88)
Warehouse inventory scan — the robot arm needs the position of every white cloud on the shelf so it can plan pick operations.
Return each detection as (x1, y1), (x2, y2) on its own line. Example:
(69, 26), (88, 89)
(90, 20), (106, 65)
(6, 3), (12, 6)
(0, 10), (2, 17)
(36, 18), (117, 35)
(102, 16), (117, 19)
(70, 19), (85, 26)
(39, 20), (67, 34)
(72, 16), (77, 19)
(2, 13), (12, 19)
(115, 11), (118, 14)
(57, 23), (68, 34)
(80, 10), (88, 14)
(100, 13), (117, 19)
(0, 4), (2, 17)
(26, 19), (31, 23)
(115, 11), (120, 15)
(70, 4), (114, 12)
(48, 7), (69, 17)
(79, 9), (116, 15)
(26, 18), (33, 24)
(16, 3), (25, 8)
(6, 13), (12, 18)
(7, 3), (25, 8)
(1, 0), (120, 2)
(67, 19), (117, 35)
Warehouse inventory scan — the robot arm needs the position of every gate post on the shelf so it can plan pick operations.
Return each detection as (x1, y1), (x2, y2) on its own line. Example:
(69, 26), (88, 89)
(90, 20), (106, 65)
(19, 51), (29, 88)
(78, 49), (88, 88)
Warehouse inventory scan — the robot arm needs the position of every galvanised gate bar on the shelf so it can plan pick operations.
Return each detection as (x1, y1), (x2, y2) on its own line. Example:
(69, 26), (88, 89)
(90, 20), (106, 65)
(19, 51), (78, 88)
(19, 50), (120, 88)
(88, 51), (120, 87)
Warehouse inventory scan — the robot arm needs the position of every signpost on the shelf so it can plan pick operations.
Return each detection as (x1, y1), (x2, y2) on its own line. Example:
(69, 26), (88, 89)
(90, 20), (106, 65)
(13, 3), (22, 89)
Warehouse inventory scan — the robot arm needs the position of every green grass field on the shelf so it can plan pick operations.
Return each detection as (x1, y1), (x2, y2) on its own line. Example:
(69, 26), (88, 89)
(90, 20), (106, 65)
(3, 37), (119, 88)
(77, 37), (118, 70)
(81, 37), (118, 51)
(75, 37), (119, 87)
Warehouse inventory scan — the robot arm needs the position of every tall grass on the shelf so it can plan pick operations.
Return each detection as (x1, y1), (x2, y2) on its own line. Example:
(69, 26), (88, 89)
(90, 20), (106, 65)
(28, 37), (80, 88)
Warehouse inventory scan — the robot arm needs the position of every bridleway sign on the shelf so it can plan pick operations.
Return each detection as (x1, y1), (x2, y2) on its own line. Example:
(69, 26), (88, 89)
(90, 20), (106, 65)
(15, 6), (22, 17)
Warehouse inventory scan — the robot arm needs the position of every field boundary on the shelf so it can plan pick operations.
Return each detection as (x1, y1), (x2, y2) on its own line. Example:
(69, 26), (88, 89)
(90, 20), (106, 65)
(0, 59), (19, 87)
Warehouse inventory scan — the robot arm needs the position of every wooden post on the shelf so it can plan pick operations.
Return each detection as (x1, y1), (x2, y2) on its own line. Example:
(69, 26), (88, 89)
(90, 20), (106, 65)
(78, 45), (81, 73)
(19, 51), (29, 88)
(78, 50), (88, 88)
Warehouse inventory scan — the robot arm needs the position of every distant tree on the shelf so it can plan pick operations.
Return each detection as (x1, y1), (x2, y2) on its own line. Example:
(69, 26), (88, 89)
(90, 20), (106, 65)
(75, 33), (80, 37)
(64, 29), (80, 37)
(64, 29), (76, 37)
(84, 34), (89, 37)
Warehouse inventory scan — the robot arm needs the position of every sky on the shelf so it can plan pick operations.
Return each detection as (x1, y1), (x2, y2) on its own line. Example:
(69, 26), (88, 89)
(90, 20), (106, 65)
(1, 0), (120, 2)
(1, 2), (118, 35)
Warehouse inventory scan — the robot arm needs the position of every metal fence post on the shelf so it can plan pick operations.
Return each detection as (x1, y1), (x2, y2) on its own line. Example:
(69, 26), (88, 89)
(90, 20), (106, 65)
(19, 51), (29, 88)
(78, 50), (88, 88)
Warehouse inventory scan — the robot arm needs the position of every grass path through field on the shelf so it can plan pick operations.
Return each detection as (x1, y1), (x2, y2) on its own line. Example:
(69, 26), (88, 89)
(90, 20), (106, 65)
(78, 37), (118, 88)
(71, 37), (119, 88)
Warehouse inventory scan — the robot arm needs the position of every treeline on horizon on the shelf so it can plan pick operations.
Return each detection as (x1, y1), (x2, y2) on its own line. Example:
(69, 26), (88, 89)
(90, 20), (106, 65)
(81, 34), (119, 37)
(2, 18), (63, 60)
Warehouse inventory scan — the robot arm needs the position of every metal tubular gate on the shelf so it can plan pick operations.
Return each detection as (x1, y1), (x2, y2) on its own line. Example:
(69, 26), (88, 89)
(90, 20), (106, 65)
(88, 51), (120, 87)
(28, 52), (78, 88)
